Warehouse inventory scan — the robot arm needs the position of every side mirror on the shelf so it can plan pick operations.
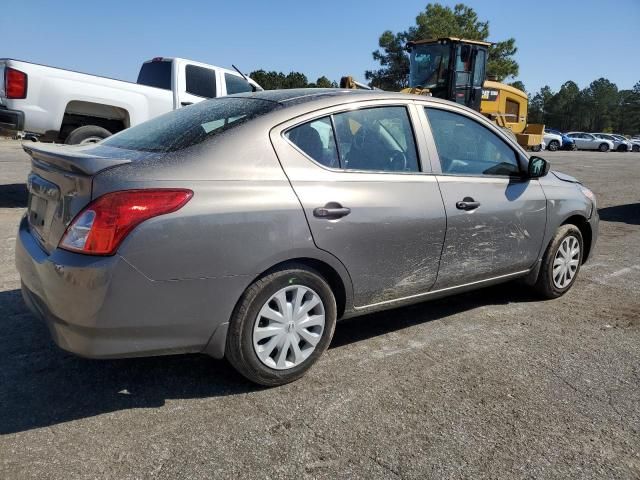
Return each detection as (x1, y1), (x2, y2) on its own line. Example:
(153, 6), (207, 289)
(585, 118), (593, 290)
(528, 156), (550, 178)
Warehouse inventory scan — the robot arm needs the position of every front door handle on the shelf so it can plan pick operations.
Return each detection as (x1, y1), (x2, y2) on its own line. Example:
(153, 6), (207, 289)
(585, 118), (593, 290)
(456, 197), (481, 211)
(313, 203), (351, 219)
(181, 101), (193, 107)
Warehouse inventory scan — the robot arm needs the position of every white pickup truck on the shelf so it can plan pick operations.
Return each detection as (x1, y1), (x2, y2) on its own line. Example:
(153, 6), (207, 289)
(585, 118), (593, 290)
(0, 57), (261, 144)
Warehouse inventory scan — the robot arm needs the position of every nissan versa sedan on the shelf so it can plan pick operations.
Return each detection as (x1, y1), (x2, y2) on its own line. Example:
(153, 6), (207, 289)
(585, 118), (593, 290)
(15, 89), (598, 386)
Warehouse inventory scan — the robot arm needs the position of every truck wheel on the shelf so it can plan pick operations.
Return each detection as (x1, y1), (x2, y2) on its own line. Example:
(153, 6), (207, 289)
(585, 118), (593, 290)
(65, 125), (112, 145)
(547, 140), (560, 152)
(598, 143), (609, 152)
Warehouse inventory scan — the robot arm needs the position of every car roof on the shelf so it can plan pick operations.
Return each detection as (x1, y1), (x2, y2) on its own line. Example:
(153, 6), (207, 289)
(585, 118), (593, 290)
(225, 88), (459, 108)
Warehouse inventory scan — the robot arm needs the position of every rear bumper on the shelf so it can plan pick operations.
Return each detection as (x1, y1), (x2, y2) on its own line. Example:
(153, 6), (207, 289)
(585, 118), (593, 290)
(15, 215), (245, 359)
(0, 105), (24, 131)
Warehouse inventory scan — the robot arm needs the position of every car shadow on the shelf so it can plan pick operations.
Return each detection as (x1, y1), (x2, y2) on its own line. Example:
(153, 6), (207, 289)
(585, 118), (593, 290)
(0, 183), (28, 208)
(598, 203), (640, 225)
(0, 282), (539, 434)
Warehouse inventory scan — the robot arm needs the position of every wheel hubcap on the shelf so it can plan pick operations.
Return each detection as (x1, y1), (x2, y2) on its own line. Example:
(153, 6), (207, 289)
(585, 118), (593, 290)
(552, 235), (580, 289)
(253, 285), (325, 370)
(79, 136), (104, 145)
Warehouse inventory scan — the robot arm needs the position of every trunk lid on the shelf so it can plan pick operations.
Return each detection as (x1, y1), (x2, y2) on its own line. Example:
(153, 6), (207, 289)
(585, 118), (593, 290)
(23, 143), (131, 253)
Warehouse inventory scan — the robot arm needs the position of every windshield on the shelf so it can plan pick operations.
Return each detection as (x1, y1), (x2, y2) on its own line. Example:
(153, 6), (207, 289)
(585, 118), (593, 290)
(409, 44), (450, 89)
(102, 97), (280, 152)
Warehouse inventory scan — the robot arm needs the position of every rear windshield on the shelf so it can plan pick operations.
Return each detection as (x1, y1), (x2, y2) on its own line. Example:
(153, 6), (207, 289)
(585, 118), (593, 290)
(102, 97), (280, 152)
(137, 61), (172, 90)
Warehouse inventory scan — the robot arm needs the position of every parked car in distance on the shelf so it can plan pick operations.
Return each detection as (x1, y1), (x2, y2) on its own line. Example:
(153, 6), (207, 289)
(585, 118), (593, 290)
(593, 133), (630, 152)
(543, 130), (564, 151)
(15, 89), (599, 386)
(566, 132), (614, 152)
(611, 134), (638, 152)
(0, 57), (261, 144)
(546, 128), (577, 151)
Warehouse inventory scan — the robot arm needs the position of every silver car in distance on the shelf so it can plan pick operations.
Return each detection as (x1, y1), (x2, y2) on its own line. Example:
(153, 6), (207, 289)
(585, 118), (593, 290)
(16, 89), (599, 386)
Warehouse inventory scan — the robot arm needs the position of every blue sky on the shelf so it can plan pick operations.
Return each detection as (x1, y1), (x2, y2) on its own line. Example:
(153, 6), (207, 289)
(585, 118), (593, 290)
(3, 0), (639, 94)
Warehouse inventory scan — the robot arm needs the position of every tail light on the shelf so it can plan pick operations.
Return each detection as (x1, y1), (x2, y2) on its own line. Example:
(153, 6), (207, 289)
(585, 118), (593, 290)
(59, 189), (193, 256)
(5, 67), (27, 99)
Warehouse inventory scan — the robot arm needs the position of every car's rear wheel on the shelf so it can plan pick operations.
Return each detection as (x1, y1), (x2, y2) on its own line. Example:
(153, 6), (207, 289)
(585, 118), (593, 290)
(569, 143), (578, 151)
(547, 140), (560, 151)
(598, 143), (610, 152)
(534, 225), (584, 299)
(65, 125), (112, 145)
(226, 264), (337, 386)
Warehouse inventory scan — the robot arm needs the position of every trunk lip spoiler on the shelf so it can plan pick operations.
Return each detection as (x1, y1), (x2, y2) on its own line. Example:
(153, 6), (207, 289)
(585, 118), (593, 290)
(23, 143), (131, 176)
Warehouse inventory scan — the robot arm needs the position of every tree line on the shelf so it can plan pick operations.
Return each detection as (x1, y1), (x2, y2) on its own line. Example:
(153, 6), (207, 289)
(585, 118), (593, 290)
(248, 70), (337, 90)
(528, 79), (640, 135)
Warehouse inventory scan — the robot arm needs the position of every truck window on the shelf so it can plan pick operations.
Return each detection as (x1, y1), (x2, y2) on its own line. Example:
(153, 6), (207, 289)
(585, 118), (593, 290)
(225, 73), (253, 94)
(186, 65), (217, 98)
(137, 61), (172, 90)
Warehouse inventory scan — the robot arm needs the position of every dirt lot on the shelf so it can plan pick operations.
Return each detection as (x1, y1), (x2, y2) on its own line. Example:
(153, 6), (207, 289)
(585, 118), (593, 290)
(0, 138), (639, 479)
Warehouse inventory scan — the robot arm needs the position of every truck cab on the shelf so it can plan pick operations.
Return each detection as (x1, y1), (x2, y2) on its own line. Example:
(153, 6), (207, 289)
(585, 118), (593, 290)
(137, 57), (261, 109)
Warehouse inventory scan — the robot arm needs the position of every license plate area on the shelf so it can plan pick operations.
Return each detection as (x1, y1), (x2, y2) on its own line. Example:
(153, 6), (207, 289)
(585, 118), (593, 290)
(27, 173), (60, 245)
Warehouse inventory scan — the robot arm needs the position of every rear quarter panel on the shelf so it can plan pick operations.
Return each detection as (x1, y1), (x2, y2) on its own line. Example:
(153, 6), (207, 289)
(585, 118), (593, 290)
(93, 122), (354, 304)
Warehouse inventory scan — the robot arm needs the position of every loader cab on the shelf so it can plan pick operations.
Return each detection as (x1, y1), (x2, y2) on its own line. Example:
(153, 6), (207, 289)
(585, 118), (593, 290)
(407, 37), (490, 112)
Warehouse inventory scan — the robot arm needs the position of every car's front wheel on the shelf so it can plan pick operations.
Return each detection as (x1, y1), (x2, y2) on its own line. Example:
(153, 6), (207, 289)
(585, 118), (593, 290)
(535, 225), (584, 299)
(226, 264), (337, 386)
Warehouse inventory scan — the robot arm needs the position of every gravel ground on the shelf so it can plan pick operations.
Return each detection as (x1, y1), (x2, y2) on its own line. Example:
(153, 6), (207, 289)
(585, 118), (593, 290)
(0, 138), (639, 479)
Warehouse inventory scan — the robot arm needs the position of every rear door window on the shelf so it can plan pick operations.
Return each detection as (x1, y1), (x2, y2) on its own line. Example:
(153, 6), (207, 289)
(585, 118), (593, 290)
(286, 117), (339, 168)
(185, 65), (217, 98)
(225, 73), (254, 94)
(333, 106), (419, 172)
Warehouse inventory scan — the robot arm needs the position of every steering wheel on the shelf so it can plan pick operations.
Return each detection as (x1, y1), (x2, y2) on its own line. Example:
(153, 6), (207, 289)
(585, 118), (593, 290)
(389, 151), (408, 171)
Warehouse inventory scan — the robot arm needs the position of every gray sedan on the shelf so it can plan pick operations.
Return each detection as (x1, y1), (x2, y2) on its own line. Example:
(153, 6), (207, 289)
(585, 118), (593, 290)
(15, 89), (598, 386)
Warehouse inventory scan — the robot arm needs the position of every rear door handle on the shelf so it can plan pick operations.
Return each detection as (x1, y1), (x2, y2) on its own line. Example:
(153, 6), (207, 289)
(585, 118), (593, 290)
(313, 203), (351, 219)
(181, 102), (193, 107)
(456, 197), (481, 211)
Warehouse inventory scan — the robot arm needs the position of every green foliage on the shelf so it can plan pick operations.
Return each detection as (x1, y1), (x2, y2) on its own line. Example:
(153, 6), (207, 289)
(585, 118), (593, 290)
(509, 80), (526, 93)
(366, 2), (519, 89)
(249, 70), (337, 90)
(527, 78), (640, 134)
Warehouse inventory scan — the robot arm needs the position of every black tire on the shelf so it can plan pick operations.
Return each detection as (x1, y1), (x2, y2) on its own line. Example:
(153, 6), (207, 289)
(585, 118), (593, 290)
(226, 264), (337, 386)
(531, 144), (542, 152)
(633, 145), (640, 152)
(616, 145), (627, 152)
(598, 143), (609, 152)
(534, 224), (584, 299)
(570, 143), (578, 151)
(547, 140), (560, 152)
(65, 125), (112, 145)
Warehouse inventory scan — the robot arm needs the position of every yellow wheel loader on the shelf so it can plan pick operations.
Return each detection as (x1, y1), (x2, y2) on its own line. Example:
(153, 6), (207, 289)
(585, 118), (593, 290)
(340, 37), (544, 150)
